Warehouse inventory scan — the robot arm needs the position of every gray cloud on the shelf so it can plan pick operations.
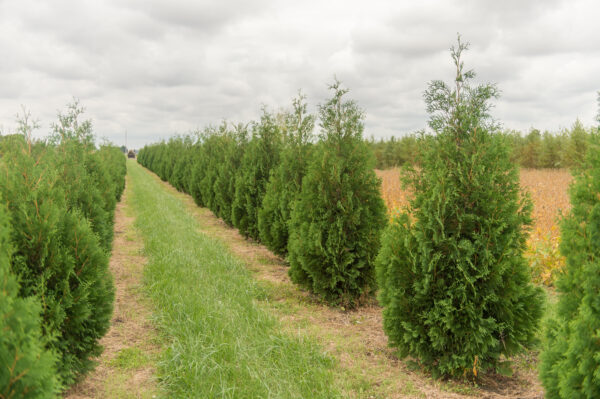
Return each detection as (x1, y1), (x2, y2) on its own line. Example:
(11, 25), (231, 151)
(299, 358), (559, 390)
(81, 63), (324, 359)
(0, 0), (599, 149)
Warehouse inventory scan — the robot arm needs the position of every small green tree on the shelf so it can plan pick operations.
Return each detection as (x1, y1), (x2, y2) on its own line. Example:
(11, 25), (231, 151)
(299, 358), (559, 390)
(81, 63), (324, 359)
(232, 110), (283, 240)
(258, 93), (315, 255)
(539, 132), (600, 398)
(0, 204), (61, 398)
(375, 37), (544, 378)
(287, 81), (387, 308)
(213, 123), (248, 226)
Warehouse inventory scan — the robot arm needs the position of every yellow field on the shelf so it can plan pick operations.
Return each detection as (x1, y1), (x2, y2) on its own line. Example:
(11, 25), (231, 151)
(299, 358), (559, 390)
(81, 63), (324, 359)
(376, 168), (573, 285)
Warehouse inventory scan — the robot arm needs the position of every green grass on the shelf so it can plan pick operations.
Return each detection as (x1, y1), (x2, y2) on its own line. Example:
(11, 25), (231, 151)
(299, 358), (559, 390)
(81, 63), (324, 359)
(127, 160), (339, 398)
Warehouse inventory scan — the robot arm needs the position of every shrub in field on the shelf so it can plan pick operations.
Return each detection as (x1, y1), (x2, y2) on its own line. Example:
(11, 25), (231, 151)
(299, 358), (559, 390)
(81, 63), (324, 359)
(213, 123), (248, 226)
(196, 126), (226, 212)
(188, 138), (208, 207)
(259, 93), (315, 256)
(287, 82), (387, 308)
(170, 136), (195, 193)
(540, 132), (600, 398)
(0, 135), (115, 385)
(375, 38), (544, 378)
(232, 111), (283, 240)
(0, 203), (61, 399)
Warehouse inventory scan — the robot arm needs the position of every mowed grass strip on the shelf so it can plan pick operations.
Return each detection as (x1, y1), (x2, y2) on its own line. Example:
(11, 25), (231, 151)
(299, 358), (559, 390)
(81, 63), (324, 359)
(127, 160), (339, 398)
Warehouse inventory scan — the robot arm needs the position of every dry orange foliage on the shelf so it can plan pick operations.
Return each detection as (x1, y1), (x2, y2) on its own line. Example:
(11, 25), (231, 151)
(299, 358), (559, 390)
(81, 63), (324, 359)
(375, 168), (573, 285)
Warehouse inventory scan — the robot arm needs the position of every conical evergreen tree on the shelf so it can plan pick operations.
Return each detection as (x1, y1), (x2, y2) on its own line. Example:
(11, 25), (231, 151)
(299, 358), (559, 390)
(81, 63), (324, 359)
(539, 132), (600, 398)
(232, 110), (283, 240)
(288, 81), (387, 308)
(258, 93), (315, 255)
(375, 37), (544, 378)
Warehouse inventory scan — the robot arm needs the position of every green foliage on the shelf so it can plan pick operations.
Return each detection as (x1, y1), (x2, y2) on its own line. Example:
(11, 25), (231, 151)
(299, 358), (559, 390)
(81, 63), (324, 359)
(0, 101), (124, 388)
(0, 204), (61, 399)
(232, 110), (283, 240)
(0, 136), (115, 385)
(540, 132), (600, 398)
(375, 38), (544, 378)
(213, 123), (248, 226)
(259, 93), (315, 255)
(288, 81), (387, 308)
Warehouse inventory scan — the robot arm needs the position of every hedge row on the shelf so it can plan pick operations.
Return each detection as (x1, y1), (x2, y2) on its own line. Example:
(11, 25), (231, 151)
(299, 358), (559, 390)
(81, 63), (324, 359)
(138, 86), (388, 308)
(0, 104), (126, 395)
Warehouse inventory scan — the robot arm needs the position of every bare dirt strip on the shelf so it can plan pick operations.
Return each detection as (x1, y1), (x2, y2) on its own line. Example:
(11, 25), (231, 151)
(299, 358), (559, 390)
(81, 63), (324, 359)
(150, 173), (545, 399)
(65, 178), (160, 399)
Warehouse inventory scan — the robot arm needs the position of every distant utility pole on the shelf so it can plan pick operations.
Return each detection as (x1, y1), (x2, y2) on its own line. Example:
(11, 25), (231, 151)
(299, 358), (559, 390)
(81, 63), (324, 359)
(125, 129), (128, 150)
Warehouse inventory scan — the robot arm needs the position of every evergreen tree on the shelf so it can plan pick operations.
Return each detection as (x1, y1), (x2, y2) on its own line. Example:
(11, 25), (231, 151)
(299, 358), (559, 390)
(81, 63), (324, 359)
(0, 134), (115, 385)
(0, 203), (61, 398)
(213, 123), (248, 226)
(375, 37), (544, 378)
(258, 93), (315, 255)
(232, 110), (283, 240)
(539, 132), (600, 398)
(287, 81), (387, 308)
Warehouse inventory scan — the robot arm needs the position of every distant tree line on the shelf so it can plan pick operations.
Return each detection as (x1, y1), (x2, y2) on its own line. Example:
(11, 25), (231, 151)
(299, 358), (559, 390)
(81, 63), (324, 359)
(368, 119), (595, 169)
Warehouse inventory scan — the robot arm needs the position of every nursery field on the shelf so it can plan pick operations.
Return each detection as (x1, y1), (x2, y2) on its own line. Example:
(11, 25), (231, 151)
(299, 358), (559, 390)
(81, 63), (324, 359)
(128, 160), (545, 398)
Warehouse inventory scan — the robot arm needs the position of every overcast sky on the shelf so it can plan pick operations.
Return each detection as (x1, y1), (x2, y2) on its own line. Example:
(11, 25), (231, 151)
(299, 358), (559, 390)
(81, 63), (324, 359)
(1, 0), (599, 149)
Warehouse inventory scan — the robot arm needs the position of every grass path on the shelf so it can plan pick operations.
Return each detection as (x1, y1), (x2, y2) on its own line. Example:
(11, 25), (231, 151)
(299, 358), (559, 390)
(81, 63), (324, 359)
(126, 160), (338, 398)
(65, 175), (161, 399)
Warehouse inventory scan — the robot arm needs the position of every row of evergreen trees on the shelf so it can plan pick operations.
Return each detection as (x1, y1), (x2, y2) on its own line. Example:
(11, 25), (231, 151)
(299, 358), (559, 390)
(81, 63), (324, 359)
(0, 102), (126, 397)
(139, 39), (600, 395)
(369, 120), (595, 169)
(138, 85), (388, 308)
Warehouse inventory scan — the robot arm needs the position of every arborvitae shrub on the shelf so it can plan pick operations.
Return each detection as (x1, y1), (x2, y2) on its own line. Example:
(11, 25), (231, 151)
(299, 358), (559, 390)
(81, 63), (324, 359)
(258, 94), (315, 256)
(232, 111), (283, 240)
(197, 126), (225, 212)
(213, 124), (247, 226)
(287, 82), (387, 308)
(540, 132), (600, 398)
(375, 38), (544, 378)
(0, 203), (61, 399)
(170, 136), (195, 193)
(0, 135), (115, 385)
(189, 139), (208, 207)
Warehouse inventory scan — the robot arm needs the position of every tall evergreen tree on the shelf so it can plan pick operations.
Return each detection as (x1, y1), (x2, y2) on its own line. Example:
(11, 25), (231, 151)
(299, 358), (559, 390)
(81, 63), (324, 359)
(540, 132), (600, 398)
(287, 81), (387, 308)
(375, 37), (544, 378)
(258, 93), (315, 255)
(232, 110), (283, 240)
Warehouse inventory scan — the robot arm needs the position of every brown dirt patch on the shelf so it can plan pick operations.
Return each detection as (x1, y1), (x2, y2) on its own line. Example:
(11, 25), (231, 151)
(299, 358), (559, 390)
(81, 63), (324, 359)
(150, 173), (545, 399)
(64, 177), (160, 399)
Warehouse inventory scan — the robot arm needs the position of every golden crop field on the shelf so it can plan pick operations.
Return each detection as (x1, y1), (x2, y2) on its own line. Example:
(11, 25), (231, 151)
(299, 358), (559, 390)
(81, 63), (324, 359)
(376, 168), (573, 285)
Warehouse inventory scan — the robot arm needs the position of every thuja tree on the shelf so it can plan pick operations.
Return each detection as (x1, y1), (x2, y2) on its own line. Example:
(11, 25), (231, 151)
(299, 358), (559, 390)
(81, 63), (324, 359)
(0, 204), (61, 398)
(375, 38), (544, 378)
(258, 93), (315, 256)
(540, 133), (600, 398)
(213, 123), (248, 226)
(288, 81), (387, 308)
(0, 136), (114, 385)
(232, 110), (283, 240)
